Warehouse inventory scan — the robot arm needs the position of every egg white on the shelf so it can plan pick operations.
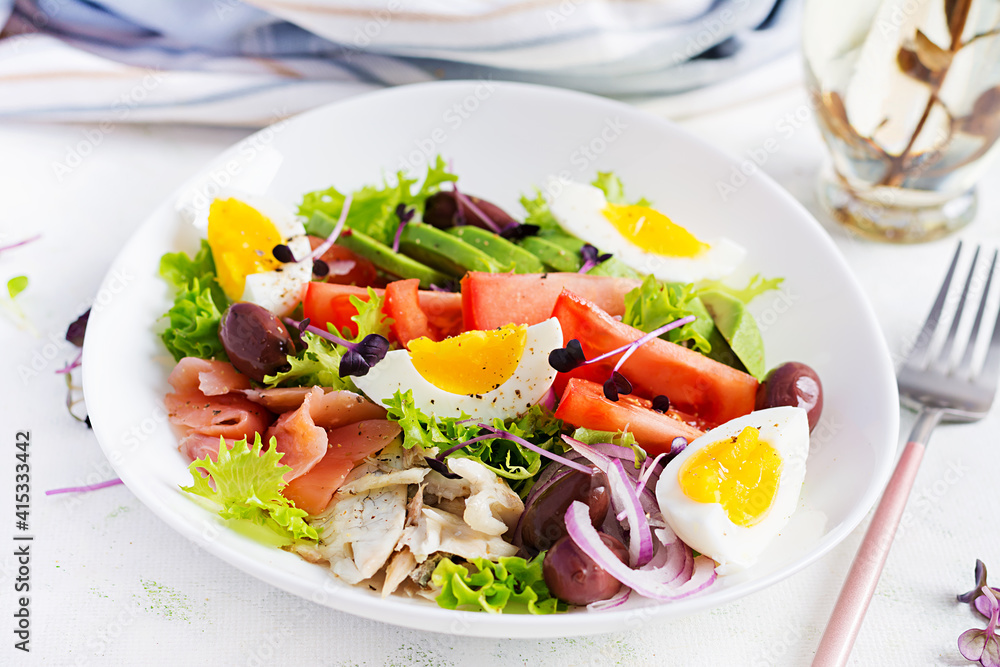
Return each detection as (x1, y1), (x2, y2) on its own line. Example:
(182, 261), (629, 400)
(353, 318), (563, 421)
(547, 180), (745, 283)
(655, 406), (810, 575)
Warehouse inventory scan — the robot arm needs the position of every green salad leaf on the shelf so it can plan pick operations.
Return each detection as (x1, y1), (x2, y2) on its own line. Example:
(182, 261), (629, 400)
(622, 276), (713, 354)
(159, 241), (228, 362)
(347, 287), (393, 341)
(301, 156), (457, 245)
(518, 189), (562, 235)
(181, 433), (318, 543)
(697, 273), (784, 305)
(262, 331), (351, 389)
(7, 275), (28, 299)
(432, 554), (563, 614)
(591, 172), (651, 206)
(382, 390), (564, 498)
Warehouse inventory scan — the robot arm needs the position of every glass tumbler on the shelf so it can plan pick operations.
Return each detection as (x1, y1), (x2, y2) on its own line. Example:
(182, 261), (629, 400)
(804, 0), (1000, 243)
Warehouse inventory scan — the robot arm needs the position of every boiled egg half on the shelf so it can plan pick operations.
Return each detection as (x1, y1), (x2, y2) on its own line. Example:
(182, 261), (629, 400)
(353, 319), (562, 421)
(656, 406), (809, 574)
(206, 196), (312, 315)
(548, 180), (745, 282)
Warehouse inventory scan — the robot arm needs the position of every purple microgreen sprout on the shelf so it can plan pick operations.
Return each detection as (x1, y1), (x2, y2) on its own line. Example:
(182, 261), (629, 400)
(391, 203), (415, 253)
(670, 436), (688, 455)
(579, 243), (612, 273)
(312, 259), (329, 277)
(56, 350), (83, 375)
(960, 560), (1000, 619)
(428, 279), (461, 293)
(66, 308), (91, 347)
(307, 193), (354, 261)
(283, 316), (388, 378)
(603, 371), (632, 401)
(452, 184), (502, 233)
(651, 394), (671, 413)
(499, 222), (540, 241)
(548, 315), (696, 402)
(272, 244), (296, 263)
(959, 586), (1000, 667)
(438, 423), (592, 475)
(46, 478), (123, 495)
(0, 233), (41, 256)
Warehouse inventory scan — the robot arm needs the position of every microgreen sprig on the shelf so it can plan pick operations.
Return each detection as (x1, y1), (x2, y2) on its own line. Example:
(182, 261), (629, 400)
(273, 194), (354, 277)
(959, 586), (1000, 667)
(548, 315), (696, 401)
(391, 203), (416, 253)
(578, 243), (612, 273)
(284, 316), (388, 378)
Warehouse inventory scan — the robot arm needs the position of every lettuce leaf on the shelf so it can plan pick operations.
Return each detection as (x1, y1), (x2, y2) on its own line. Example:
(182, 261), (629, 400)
(263, 288), (389, 389)
(622, 276), (713, 354)
(696, 273), (784, 305)
(382, 390), (564, 498)
(181, 433), (318, 543)
(300, 156), (457, 245)
(591, 172), (651, 206)
(518, 189), (562, 235)
(432, 554), (563, 614)
(159, 241), (228, 361)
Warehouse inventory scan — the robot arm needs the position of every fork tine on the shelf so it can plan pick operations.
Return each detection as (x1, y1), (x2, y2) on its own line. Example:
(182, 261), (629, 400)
(905, 242), (963, 369)
(957, 249), (997, 376)
(935, 245), (980, 369)
(976, 252), (1000, 389)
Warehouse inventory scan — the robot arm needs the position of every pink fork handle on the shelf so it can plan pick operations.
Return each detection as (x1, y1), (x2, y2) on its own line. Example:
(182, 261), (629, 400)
(812, 440), (926, 667)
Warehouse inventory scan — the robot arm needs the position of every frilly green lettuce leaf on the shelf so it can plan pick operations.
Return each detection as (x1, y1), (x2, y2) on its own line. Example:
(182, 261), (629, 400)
(622, 276), (713, 354)
(158, 241), (229, 361)
(181, 433), (318, 543)
(432, 554), (563, 614)
(696, 273), (784, 305)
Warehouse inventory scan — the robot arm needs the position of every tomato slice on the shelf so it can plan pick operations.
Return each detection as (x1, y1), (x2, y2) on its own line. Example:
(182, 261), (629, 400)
(307, 236), (380, 287)
(303, 282), (463, 341)
(555, 378), (704, 457)
(461, 272), (642, 331)
(551, 289), (758, 426)
(384, 279), (436, 347)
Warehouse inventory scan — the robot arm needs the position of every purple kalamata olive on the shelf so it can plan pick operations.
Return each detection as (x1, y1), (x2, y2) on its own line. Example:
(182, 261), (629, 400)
(543, 533), (627, 606)
(521, 471), (609, 552)
(756, 361), (824, 431)
(423, 191), (517, 231)
(218, 302), (294, 382)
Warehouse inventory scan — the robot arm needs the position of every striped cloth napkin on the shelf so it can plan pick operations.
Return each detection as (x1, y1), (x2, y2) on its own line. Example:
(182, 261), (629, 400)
(0, 0), (801, 126)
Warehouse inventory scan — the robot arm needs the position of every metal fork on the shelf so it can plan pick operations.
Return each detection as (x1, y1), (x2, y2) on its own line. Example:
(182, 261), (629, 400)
(814, 242), (1000, 667)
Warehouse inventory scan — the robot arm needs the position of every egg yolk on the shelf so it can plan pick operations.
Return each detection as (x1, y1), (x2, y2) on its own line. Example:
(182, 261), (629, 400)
(207, 198), (285, 301)
(678, 426), (782, 527)
(602, 204), (709, 258)
(408, 325), (526, 395)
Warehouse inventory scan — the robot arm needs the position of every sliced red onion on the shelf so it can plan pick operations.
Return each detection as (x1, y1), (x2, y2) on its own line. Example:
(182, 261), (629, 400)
(565, 501), (716, 600)
(635, 452), (667, 499)
(607, 458), (653, 567)
(308, 193), (354, 260)
(325, 259), (356, 276)
(587, 586), (630, 611)
(535, 386), (556, 412)
(561, 436), (612, 472)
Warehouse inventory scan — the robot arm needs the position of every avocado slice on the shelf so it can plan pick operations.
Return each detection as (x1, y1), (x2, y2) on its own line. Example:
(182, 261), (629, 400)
(399, 222), (508, 277)
(309, 213), (451, 289)
(519, 236), (583, 272)
(586, 256), (642, 279)
(698, 289), (765, 379)
(447, 226), (546, 273)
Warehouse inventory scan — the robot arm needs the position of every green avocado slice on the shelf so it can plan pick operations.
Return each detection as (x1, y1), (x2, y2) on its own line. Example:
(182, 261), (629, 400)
(698, 289), (765, 380)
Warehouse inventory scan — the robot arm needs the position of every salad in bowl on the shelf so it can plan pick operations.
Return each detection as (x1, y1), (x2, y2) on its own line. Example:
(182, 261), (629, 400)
(159, 156), (824, 614)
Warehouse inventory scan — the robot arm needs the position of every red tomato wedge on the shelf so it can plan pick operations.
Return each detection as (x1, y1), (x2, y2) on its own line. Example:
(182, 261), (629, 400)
(551, 289), (758, 426)
(384, 279), (436, 347)
(303, 282), (462, 340)
(307, 236), (379, 287)
(281, 419), (402, 515)
(555, 378), (705, 456)
(461, 272), (642, 331)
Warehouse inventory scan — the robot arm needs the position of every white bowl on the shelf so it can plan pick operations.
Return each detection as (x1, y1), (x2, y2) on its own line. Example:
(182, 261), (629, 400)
(83, 80), (899, 638)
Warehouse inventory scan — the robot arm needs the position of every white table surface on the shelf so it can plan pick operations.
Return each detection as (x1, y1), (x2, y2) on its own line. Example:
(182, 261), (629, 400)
(1, 64), (999, 667)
